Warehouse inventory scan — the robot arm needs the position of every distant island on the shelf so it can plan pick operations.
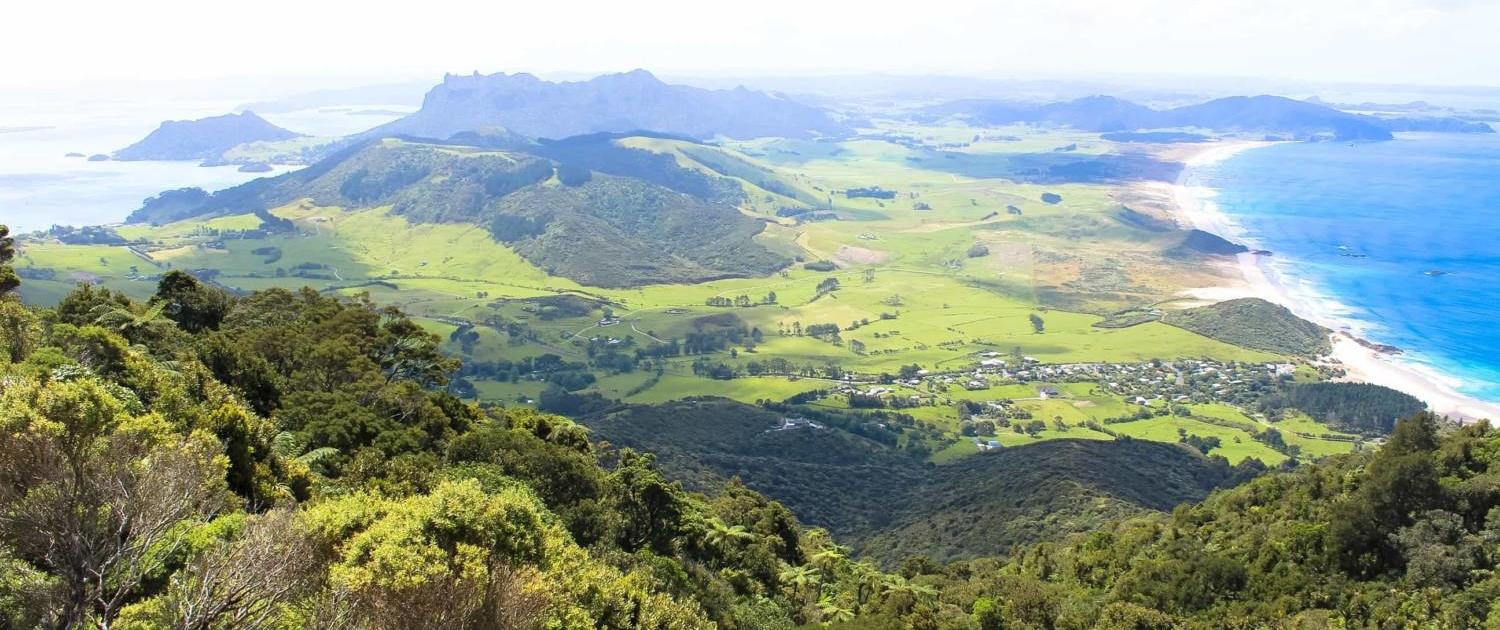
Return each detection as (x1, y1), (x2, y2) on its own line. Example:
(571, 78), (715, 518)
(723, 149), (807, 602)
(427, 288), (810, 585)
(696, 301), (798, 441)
(113, 111), (304, 162)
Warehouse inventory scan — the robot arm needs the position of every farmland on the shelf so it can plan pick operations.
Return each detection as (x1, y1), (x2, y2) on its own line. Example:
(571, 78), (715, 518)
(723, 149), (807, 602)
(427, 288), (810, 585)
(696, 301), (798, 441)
(14, 124), (1364, 466)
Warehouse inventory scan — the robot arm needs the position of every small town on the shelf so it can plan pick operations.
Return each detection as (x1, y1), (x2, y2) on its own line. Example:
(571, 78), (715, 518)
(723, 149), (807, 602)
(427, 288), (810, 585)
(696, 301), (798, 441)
(831, 355), (1299, 411)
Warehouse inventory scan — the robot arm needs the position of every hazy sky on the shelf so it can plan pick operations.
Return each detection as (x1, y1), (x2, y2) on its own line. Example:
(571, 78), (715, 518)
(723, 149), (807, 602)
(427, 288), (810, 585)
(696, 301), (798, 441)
(6, 0), (1499, 90)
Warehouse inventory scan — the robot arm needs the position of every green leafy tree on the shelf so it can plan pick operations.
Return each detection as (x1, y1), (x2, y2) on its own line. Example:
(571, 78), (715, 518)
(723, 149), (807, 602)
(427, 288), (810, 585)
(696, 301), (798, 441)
(0, 377), (229, 627)
(0, 224), (18, 297)
(153, 270), (233, 333)
(609, 450), (690, 555)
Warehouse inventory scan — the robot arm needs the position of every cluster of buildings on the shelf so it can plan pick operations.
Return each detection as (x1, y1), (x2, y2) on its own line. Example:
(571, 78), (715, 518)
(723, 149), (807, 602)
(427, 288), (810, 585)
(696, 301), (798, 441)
(831, 383), (933, 407)
(1094, 360), (1297, 406)
(821, 356), (1297, 411)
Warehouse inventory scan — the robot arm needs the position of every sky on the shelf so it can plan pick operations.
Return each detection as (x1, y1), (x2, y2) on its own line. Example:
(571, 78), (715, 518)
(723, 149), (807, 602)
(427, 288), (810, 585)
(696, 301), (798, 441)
(4, 0), (1499, 92)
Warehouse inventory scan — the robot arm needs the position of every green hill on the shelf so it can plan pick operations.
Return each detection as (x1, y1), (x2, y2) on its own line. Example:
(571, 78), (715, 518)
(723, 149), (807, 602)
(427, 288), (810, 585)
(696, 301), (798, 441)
(1164, 297), (1330, 356)
(493, 173), (787, 286)
(125, 136), (789, 287)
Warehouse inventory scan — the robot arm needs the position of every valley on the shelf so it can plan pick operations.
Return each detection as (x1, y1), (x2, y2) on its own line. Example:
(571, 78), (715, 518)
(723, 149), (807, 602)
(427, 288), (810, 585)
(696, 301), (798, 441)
(5, 51), (1499, 627)
(14, 119), (1374, 478)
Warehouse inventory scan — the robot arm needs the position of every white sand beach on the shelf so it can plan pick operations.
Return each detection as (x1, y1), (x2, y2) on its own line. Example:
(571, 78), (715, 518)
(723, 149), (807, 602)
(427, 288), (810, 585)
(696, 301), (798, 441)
(1168, 141), (1500, 423)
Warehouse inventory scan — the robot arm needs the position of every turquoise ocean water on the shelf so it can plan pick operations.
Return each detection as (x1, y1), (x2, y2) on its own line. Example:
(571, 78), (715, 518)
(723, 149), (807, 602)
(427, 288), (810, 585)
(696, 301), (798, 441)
(1198, 134), (1500, 401)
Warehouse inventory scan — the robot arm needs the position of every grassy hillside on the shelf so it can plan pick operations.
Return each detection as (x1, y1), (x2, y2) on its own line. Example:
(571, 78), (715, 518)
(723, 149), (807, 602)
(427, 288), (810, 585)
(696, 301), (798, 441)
(120, 137), (789, 287)
(1164, 297), (1331, 356)
(19, 124), (1375, 493)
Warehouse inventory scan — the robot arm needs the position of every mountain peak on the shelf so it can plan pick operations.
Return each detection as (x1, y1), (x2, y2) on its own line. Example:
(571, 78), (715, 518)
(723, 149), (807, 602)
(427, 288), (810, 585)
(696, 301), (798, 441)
(369, 69), (850, 141)
(615, 68), (660, 81)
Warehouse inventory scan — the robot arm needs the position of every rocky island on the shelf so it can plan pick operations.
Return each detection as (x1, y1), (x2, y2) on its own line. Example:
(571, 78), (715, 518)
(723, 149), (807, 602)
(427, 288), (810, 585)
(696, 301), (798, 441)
(113, 111), (303, 162)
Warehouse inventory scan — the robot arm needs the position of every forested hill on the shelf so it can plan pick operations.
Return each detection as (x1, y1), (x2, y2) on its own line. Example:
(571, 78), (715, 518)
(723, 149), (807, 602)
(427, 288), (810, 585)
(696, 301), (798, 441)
(124, 135), (789, 287)
(896, 413), (1500, 628)
(585, 398), (1254, 563)
(2, 244), (1500, 628)
(362, 69), (852, 141)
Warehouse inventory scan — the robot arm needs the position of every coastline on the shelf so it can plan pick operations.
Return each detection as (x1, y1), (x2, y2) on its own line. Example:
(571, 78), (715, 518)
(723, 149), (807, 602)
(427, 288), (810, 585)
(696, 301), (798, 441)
(1168, 140), (1500, 423)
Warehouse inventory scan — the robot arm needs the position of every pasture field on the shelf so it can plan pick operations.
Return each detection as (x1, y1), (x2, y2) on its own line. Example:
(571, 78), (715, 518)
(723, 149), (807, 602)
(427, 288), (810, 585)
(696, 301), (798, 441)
(1107, 416), (1288, 465)
(621, 374), (830, 405)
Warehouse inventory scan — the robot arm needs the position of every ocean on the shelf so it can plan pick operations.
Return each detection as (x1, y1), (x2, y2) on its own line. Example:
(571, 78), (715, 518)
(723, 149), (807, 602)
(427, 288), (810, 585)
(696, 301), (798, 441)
(0, 97), (402, 233)
(1198, 133), (1500, 402)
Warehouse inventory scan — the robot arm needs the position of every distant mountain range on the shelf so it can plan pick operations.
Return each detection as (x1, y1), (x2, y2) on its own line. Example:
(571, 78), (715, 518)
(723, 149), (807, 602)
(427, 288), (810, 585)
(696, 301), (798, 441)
(360, 69), (852, 141)
(118, 74), (1497, 170)
(113, 112), (304, 161)
(920, 94), (1494, 141)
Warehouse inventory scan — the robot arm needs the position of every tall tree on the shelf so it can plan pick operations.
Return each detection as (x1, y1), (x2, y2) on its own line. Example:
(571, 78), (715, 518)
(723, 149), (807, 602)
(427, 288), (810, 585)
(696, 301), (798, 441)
(0, 377), (228, 627)
(0, 225), (19, 297)
(153, 270), (233, 333)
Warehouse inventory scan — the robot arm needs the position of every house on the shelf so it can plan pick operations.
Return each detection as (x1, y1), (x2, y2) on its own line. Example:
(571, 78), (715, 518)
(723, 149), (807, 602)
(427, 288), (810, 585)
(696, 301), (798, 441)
(1037, 386), (1061, 399)
(770, 417), (825, 432)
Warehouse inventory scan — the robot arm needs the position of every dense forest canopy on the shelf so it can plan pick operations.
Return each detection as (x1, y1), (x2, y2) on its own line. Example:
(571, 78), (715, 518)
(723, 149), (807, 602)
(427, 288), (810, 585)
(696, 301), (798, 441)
(1260, 381), (1428, 435)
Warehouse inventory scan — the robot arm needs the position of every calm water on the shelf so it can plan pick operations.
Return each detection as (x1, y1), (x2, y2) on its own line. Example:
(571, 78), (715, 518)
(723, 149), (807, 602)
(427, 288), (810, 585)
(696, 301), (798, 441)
(0, 98), (402, 233)
(1201, 134), (1500, 400)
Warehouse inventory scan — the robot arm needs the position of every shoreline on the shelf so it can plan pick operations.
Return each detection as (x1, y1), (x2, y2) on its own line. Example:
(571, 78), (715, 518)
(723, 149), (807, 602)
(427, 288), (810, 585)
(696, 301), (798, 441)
(1167, 140), (1500, 423)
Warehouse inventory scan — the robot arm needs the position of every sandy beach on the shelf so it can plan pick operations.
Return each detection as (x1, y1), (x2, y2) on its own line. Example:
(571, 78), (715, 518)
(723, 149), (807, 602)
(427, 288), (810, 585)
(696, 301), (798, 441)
(1168, 141), (1500, 423)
